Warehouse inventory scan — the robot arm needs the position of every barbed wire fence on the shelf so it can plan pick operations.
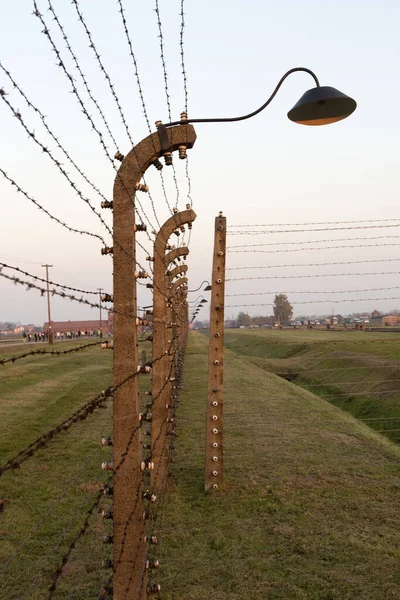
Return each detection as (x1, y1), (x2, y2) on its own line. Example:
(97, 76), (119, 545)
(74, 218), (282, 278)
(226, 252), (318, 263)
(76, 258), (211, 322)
(222, 220), (400, 446)
(0, 1), (196, 598)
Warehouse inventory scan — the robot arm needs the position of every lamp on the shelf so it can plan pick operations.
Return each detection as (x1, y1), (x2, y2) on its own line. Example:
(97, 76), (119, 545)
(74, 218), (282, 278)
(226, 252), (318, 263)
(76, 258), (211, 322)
(161, 67), (356, 129)
(188, 280), (212, 293)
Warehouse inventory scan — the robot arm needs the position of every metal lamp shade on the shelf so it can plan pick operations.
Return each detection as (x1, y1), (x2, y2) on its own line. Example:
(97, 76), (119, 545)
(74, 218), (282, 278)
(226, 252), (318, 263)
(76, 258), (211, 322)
(200, 299), (208, 303)
(287, 86), (356, 126)
(204, 285), (212, 291)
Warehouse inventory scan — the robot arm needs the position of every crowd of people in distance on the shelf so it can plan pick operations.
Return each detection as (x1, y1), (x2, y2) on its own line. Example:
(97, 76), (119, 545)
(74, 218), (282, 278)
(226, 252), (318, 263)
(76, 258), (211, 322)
(23, 330), (107, 342)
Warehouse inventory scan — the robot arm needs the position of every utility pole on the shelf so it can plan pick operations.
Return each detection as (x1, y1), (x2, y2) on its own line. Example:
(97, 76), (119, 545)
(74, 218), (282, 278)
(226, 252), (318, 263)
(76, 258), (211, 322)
(98, 288), (103, 338)
(41, 264), (53, 345)
(205, 212), (226, 492)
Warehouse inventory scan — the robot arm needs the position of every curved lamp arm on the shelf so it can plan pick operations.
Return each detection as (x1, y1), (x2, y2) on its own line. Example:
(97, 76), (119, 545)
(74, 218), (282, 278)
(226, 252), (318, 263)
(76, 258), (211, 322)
(188, 280), (211, 293)
(165, 68), (320, 126)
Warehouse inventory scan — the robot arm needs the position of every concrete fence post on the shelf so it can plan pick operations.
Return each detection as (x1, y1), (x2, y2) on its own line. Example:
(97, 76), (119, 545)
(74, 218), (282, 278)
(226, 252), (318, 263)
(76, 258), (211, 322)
(204, 212), (226, 492)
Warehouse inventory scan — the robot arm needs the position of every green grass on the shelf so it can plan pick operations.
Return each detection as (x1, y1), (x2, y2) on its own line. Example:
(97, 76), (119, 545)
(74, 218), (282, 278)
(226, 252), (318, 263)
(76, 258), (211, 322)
(3, 332), (400, 599)
(224, 329), (400, 443)
(156, 331), (400, 600)
(0, 343), (114, 599)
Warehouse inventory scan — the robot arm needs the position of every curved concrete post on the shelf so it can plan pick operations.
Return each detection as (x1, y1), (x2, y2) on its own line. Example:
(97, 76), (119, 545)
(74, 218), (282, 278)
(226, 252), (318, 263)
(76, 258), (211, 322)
(165, 246), (189, 265)
(152, 211), (196, 490)
(170, 277), (188, 295)
(113, 125), (196, 599)
(167, 264), (188, 281)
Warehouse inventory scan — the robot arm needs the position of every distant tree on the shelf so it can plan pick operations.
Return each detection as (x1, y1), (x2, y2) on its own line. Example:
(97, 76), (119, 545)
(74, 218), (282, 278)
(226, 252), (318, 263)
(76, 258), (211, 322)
(273, 294), (293, 323)
(236, 312), (252, 327)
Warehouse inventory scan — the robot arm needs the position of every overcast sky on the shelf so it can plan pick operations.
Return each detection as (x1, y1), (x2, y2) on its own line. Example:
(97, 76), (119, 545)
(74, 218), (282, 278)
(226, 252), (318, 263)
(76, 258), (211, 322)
(1, 0), (400, 325)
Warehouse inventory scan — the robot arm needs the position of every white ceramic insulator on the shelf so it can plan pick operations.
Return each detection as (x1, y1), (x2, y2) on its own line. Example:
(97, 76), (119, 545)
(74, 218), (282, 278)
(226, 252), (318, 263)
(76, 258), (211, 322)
(212, 415), (218, 421)
(212, 428), (219, 434)
(212, 456), (219, 462)
(212, 470), (219, 477)
(212, 401), (218, 407)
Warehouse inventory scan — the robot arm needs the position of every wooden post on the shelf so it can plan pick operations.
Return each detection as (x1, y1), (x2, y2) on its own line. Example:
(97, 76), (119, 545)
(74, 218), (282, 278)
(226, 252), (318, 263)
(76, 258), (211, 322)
(204, 212), (226, 492)
(112, 125), (196, 599)
(151, 212), (195, 492)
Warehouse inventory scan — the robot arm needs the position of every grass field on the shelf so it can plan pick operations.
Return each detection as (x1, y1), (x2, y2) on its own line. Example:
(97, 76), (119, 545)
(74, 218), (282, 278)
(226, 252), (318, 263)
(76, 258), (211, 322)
(224, 328), (400, 444)
(1, 332), (400, 599)
(0, 341), (115, 599)
(157, 331), (400, 599)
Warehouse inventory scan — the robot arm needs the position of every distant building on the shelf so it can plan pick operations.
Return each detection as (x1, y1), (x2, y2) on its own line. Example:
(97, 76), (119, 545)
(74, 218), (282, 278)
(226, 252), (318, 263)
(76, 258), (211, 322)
(370, 313), (400, 326)
(371, 310), (381, 318)
(44, 312), (114, 334)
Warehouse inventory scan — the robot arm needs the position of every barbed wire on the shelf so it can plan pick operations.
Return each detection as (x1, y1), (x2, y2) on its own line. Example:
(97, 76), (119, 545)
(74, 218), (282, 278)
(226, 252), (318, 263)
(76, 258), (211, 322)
(229, 217), (400, 228)
(225, 296), (400, 307)
(0, 340), (104, 366)
(31, 3), (157, 237)
(226, 286), (400, 297)
(227, 223), (400, 235)
(47, 0), (119, 150)
(154, 0), (171, 122)
(71, 0), (168, 230)
(0, 88), (115, 238)
(0, 270), (116, 314)
(0, 348), (168, 477)
(227, 258), (400, 271)
(0, 390), (111, 477)
(227, 234), (400, 249)
(226, 338), (400, 346)
(71, 0), (133, 146)
(48, 482), (110, 598)
(116, 0), (174, 218)
(179, 0), (194, 213)
(0, 168), (106, 245)
(0, 60), (110, 203)
(22, 464), (110, 599)
(228, 242), (400, 254)
(153, 0), (182, 209)
(0, 450), (106, 574)
(226, 270), (400, 282)
(179, 0), (188, 114)
(0, 261), (103, 296)
(113, 336), (181, 572)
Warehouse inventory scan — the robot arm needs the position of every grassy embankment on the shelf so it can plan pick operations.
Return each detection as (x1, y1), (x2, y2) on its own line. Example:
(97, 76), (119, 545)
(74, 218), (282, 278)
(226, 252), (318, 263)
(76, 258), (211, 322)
(224, 328), (400, 444)
(157, 331), (400, 600)
(2, 333), (400, 599)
